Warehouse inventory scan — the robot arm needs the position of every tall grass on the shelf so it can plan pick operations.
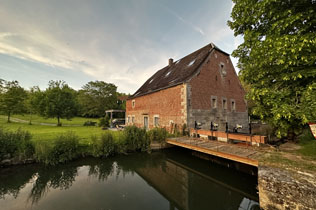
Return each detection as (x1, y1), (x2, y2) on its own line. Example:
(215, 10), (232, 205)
(0, 127), (34, 161)
(147, 127), (167, 143)
(2, 125), (171, 165)
(34, 132), (80, 165)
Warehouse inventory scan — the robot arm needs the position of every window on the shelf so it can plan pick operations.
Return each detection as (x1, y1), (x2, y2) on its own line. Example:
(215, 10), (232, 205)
(220, 63), (226, 76)
(154, 117), (159, 127)
(132, 116), (135, 123)
(127, 116), (130, 123)
(231, 100), (236, 111)
(132, 100), (135, 108)
(222, 98), (227, 110)
(211, 96), (217, 109)
(144, 116), (149, 129)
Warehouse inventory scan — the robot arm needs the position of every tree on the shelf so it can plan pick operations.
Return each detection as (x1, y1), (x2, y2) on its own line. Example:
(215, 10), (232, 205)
(78, 81), (117, 117)
(0, 80), (27, 122)
(41, 81), (78, 126)
(228, 0), (316, 139)
(25, 86), (45, 124)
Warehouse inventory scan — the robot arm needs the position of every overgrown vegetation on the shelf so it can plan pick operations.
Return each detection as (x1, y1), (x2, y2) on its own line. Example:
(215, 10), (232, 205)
(0, 127), (34, 161)
(124, 126), (150, 151)
(34, 132), (80, 165)
(0, 125), (171, 165)
(147, 127), (167, 143)
(91, 132), (116, 157)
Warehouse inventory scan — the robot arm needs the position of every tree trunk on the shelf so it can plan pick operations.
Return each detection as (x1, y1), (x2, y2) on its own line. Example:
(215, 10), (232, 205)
(57, 116), (61, 126)
(29, 112), (32, 125)
(7, 112), (11, 123)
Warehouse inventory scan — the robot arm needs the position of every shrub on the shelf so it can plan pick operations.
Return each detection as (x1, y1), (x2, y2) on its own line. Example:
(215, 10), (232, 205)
(34, 132), (80, 165)
(83, 121), (97, 126)
(123, 126), (149, 151)
(98, 115), (110, 128)
(91, 132), (116, 157)
(0, 127), (34, 161)
(147, 127), (167, 143)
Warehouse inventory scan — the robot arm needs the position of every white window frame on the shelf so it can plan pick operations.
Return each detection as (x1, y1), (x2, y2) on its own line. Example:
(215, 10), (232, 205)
(143, 115), (149, 129)
(153, 115), (159, 127)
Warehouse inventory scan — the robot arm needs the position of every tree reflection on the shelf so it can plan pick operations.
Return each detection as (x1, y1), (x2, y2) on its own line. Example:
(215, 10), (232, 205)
(28, 164), (78, 204)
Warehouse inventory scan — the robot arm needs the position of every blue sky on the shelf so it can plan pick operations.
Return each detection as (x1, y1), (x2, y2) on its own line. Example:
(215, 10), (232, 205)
(0, 0), (241, 94)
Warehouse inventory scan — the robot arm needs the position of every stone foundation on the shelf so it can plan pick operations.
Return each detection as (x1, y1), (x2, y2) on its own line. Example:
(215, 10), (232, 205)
(258, 165), (316, 210)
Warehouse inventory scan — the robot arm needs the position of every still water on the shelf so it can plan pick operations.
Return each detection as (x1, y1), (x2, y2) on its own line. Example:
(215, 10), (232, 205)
(0, 148), (259, 210)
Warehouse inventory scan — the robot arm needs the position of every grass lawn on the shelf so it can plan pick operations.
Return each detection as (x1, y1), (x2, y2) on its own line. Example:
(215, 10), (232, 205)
(2, 114), (98, 126)
(0, 115), (109, 145)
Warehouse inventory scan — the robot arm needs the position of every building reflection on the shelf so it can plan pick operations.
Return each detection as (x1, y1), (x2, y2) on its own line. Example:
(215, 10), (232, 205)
(0, 149), (260, 210)
(133, 151), (260, 210)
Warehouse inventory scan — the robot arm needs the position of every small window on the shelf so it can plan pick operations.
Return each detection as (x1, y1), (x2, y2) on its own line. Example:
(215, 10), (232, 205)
(144, 116), (149, 129)
(220, 63), (226, 76)
(211, 97), (217, 109)
(128, 116), (130, 123)
(223, 99), (227, 110)
(132, 100), (135, 108)
(154, 117), (159, 127)
(231, 100), (236, 111)
(132, 116), (135, 123)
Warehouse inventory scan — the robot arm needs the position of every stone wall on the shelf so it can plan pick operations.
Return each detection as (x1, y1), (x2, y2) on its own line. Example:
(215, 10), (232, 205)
(258, 165), (316, 210)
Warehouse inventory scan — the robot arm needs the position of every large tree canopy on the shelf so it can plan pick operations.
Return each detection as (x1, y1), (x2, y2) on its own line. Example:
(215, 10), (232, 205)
(78, 81), (117, 117)
(0, 80), (27, 122)
(40, 81), (78, 126)
(228, 0), (316, 138)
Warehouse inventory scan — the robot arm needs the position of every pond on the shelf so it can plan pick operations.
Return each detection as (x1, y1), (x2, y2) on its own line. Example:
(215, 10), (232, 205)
(0, 148), (259, 210)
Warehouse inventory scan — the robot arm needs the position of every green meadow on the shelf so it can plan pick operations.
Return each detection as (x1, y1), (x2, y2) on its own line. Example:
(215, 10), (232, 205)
(0, 115), (107, 145)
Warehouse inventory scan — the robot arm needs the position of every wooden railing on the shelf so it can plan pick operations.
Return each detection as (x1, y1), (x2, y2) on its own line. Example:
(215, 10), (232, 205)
(190, 129), (266, 144)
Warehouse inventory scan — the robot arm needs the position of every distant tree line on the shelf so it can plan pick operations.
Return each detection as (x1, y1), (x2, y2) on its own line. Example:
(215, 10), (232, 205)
(0, 79), (128, 126)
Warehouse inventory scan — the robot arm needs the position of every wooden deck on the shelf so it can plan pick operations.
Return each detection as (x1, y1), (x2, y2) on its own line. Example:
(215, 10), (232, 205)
(166, 137), (262, 167)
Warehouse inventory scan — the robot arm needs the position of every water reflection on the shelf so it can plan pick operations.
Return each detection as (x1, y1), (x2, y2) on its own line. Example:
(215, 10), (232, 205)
(0, 148), (260, 210)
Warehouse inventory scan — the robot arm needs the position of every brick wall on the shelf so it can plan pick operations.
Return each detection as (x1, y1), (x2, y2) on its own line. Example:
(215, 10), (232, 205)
(188, 49), (249, 132)
(126, 84), (186, 131)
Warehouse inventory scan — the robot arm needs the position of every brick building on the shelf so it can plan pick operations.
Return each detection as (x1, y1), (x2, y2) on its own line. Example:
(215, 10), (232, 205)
(126, 43), (249, 133)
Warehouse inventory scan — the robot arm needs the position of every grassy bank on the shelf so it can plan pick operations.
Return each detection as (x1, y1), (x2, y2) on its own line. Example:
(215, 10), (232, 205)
(0, 116), (170, 165)
(259, 128), (316, 173)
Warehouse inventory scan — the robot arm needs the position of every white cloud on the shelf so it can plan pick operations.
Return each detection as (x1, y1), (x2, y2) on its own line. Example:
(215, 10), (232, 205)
(164, 7), (205, 36)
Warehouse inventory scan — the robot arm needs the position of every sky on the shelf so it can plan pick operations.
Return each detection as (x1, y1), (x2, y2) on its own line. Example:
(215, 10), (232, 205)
(0, 0), (242, 94)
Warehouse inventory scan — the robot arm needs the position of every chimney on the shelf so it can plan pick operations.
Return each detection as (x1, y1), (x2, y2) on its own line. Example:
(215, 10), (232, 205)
(168, 58), (173, 66)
